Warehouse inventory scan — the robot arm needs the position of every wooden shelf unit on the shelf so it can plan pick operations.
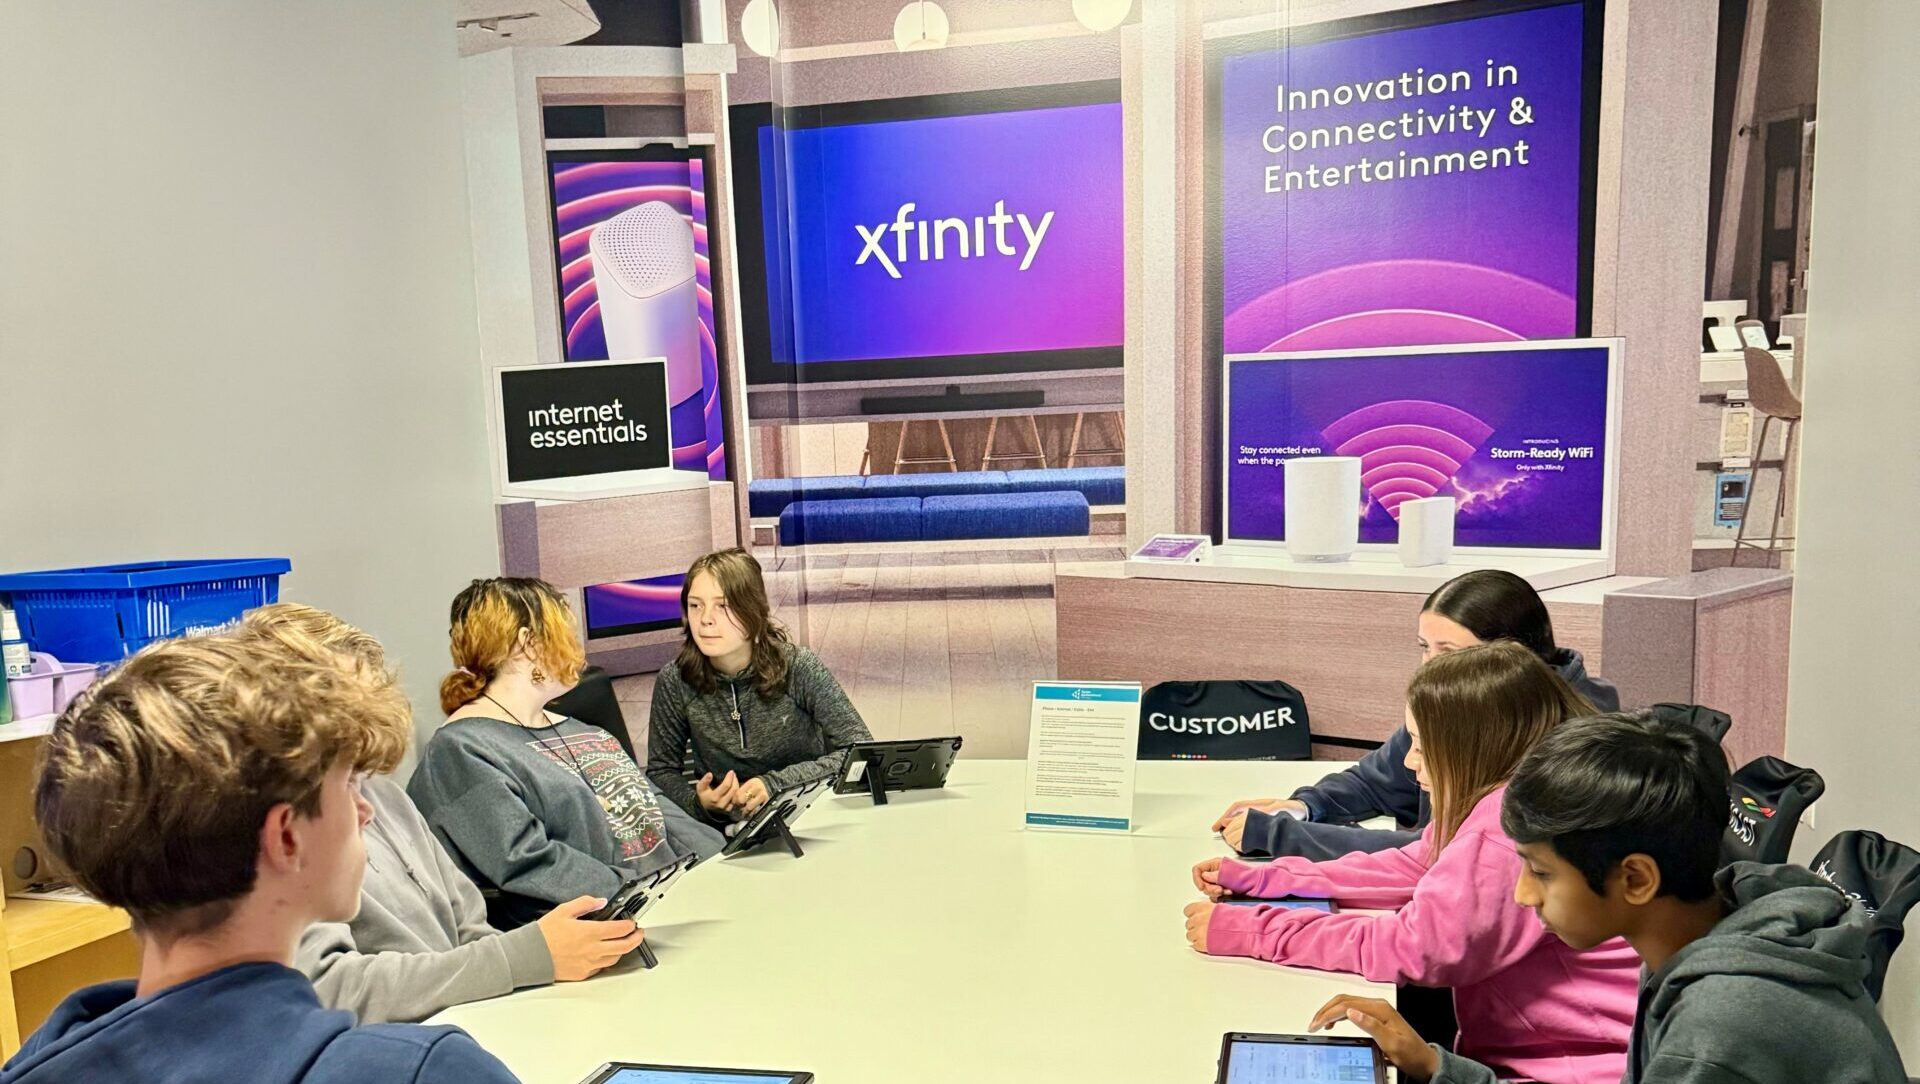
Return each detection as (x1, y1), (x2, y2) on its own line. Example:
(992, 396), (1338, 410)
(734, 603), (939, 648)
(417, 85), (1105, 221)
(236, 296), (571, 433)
(0, 731), (139, 1058)
(4, 899), (129, 971)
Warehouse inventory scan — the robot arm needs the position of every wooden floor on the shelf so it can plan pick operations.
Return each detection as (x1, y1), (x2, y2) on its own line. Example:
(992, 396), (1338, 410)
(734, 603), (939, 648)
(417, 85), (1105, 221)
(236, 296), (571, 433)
(612, 547), (1126, 760)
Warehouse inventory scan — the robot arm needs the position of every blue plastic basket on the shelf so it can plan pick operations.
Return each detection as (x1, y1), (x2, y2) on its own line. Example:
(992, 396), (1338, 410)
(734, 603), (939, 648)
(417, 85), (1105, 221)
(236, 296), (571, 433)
(0, 559), (291, 664)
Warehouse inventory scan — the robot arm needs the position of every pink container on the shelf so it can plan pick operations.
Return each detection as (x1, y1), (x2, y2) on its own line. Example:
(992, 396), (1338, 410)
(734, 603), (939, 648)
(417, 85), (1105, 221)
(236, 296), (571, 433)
(7, 653), (102, 718)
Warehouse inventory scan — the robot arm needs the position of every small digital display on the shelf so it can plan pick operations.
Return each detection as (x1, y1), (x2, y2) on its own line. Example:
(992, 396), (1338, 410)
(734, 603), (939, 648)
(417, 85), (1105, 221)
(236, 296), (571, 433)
(598, 1070), (803, 1084)
(1224, 1038), (1379, 1083)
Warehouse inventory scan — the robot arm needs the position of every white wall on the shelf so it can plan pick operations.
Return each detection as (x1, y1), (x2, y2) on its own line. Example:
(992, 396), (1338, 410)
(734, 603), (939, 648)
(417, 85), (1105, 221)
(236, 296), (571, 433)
(1784, 0), (1920, 1060)
(0, 1), (498, 744)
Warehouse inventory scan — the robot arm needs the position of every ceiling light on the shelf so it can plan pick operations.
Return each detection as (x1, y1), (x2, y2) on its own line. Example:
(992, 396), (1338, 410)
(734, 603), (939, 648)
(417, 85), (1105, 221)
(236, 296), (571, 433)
(1072, 0), (1132, 33)
(740, 0), (779, 58)
(893, 1), (949, 52)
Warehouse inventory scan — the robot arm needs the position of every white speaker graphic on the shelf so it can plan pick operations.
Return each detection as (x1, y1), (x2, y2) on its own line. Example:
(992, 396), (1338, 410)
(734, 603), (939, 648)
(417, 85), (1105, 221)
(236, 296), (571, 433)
(589, 201), (701, 413)
(1397, 496), (1457, 568)
(1284, 456), (1362, 562)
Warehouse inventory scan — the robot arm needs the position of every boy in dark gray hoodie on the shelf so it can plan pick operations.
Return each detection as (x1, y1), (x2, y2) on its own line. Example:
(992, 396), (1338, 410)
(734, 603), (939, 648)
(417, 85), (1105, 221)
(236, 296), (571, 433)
(1307, 711), (1908, 1084)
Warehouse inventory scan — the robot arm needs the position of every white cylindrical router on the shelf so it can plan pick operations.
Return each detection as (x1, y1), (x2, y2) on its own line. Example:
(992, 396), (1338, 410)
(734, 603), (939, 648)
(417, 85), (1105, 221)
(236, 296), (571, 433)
(1397, 495), (1458, 568)
(589, 201), (701, 411)
(1284, 456), (1362, 562)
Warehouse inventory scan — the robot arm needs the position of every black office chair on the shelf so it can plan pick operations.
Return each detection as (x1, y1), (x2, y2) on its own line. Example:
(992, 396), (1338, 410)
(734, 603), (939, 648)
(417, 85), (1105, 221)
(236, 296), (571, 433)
(1810, 830), (1920, 1002)
(1720, 756), (1825, 866)
(1649, 702), (1733, 745)
(546, 665), (638, 764)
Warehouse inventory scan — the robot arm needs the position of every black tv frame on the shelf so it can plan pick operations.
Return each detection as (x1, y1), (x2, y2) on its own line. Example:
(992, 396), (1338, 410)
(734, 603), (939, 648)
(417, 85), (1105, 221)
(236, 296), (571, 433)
(729, 80), (1125, 388)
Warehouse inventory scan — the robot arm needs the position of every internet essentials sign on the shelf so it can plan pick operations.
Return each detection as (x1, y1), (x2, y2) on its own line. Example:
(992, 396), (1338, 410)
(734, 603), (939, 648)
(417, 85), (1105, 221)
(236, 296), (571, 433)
(498, 358), (674, 484)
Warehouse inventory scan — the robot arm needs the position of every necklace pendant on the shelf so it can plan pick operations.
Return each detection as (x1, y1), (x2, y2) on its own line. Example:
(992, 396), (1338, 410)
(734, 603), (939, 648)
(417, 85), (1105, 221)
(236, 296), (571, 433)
(730, 709), (741, 722)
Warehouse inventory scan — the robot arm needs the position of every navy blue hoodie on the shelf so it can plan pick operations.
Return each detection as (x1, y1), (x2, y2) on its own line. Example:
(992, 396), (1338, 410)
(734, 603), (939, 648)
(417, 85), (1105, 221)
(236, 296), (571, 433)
(1238, 648), (1619, 861)
(0, 962), (520, 1084)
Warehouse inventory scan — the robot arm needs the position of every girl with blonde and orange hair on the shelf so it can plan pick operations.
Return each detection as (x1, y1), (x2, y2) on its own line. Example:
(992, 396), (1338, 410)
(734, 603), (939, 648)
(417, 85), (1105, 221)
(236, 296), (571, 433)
(409, 577), (722, 930)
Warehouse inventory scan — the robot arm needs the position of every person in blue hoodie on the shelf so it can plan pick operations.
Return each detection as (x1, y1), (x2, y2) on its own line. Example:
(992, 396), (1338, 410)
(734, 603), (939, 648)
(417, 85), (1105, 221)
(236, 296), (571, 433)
(0, 634), (522, 1084)
(1307, 711), (1909, 1084)
(1213, 569), (1619, 861)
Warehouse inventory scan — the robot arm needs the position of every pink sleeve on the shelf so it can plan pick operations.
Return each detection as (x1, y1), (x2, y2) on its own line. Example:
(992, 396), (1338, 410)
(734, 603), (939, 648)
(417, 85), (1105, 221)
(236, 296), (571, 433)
(1206, 826), (1550, 987)
(1217, 832), (1432, 909)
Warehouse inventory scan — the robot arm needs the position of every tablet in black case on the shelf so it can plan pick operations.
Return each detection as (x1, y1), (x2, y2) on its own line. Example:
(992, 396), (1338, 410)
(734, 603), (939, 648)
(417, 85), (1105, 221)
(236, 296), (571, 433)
(1217, 1032), (1387, 1083)
(579, 1063), (813, 1084)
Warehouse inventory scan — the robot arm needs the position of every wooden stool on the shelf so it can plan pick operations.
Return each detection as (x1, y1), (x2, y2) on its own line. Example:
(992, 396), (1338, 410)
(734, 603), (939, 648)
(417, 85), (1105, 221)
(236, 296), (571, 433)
(1065, 411), (1124, 466)
(980, 415), (1049, 471)
(893, 418), (958, 473)
(1731, 337), (1799, 565)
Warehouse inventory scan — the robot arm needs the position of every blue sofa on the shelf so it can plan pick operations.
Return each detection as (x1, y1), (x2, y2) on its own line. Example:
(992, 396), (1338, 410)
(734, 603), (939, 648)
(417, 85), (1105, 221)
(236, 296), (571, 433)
(777, 497), (924, 546)
(749, 466), (1123, 520)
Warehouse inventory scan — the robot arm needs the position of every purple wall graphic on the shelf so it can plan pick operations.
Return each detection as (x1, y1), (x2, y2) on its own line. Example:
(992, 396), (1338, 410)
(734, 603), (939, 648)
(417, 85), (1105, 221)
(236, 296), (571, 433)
(550, 157), (728, 481)
(761, 102), (1125, 365)
(1324, 400), (1495, 519)
(1226, 345), (1611, 550)
(1216, 2), (1590, 352)
(582, 573), (685, 640)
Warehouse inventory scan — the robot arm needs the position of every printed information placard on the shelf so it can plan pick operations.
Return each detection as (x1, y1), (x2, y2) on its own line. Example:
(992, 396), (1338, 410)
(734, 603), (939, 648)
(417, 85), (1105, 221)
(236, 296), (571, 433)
(1024, 682), (1142, 833)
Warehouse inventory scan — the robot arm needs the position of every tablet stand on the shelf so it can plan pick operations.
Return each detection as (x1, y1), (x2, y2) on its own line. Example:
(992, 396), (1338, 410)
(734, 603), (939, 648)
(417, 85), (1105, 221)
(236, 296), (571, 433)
(730, 807), (806, 859)
(637, 941), (659, 969)
(766, 810), (805, 858)
(863, 752), (889, 806)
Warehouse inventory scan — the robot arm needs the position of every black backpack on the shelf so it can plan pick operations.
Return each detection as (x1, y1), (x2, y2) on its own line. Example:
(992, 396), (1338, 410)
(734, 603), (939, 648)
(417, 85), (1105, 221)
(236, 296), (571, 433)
(1810, 829), (1920, 1002)
(1721, 756), (1825, 866)
(1649, 702), (1733, 744)
(1137, 680), (1311, 761)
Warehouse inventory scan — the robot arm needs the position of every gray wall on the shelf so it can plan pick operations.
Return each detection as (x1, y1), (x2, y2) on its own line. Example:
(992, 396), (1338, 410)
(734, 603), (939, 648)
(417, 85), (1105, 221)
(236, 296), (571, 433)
(0, 1), (499, 746)
(1783, 0), (1920, 1060)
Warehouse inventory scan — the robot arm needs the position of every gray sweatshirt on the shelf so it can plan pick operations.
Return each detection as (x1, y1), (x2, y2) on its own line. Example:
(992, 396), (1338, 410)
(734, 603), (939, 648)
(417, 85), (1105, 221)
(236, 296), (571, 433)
(646, 643), (872, 825)
(1432, 863), (1909, 1084)
(408, 716), (724, 929)
(295, 777), (553, 1023)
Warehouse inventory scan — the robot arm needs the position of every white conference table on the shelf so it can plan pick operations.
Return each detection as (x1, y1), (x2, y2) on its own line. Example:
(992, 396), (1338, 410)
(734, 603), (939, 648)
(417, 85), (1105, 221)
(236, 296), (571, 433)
(433, 760), (1393, 1084)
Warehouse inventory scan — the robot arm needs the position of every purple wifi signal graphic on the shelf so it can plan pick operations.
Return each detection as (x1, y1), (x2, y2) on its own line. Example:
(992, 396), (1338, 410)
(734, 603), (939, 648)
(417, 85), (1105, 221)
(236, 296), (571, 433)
(1320, 401), (1496, 520)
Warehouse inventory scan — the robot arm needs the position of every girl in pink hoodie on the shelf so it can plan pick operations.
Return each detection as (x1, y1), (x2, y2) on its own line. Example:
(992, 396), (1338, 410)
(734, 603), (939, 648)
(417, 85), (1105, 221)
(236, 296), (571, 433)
(1185, 641), (1640, 1084)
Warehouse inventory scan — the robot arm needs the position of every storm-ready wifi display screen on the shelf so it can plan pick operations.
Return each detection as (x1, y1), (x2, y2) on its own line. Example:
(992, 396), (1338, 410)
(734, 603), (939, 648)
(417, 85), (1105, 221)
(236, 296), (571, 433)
(1224, 343), (1612, 551)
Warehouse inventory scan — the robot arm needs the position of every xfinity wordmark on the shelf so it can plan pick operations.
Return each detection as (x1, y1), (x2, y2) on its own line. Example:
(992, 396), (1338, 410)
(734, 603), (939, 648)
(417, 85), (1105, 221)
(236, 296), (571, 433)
(854, 200), (1056, 279)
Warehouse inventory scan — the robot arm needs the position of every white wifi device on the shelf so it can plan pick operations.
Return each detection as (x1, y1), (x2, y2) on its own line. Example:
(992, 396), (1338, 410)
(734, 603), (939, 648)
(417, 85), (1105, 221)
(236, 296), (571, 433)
(589, 201), (701, 413)
(1284, 456), (1362, 562)
(1396, 496), (1457, 568)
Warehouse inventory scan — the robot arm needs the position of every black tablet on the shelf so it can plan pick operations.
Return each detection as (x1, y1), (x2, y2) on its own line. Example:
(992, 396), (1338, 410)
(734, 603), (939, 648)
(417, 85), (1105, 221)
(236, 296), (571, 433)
(833, 736), (963, 803)
(719, 776), (832, 858)
(1216, 1033), (1386, 1084)
(1216, 896), (1339, 913)
(590, 854), (697, 923)
(579, 1063), (812, 1084)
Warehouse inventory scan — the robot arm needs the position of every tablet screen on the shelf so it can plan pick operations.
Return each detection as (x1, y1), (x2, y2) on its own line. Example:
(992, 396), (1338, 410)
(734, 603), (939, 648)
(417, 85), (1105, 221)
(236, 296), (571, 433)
(599, 1070), (801, 1084)
(1218, 898), (1334, 912)
(1224, 1038), (1379, 1082)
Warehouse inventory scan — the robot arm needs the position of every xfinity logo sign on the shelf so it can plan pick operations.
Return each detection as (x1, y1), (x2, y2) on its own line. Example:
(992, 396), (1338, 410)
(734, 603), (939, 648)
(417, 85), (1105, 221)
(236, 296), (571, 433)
(1149, 707), (1298, 737)
(855, 200), (1056, 279)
